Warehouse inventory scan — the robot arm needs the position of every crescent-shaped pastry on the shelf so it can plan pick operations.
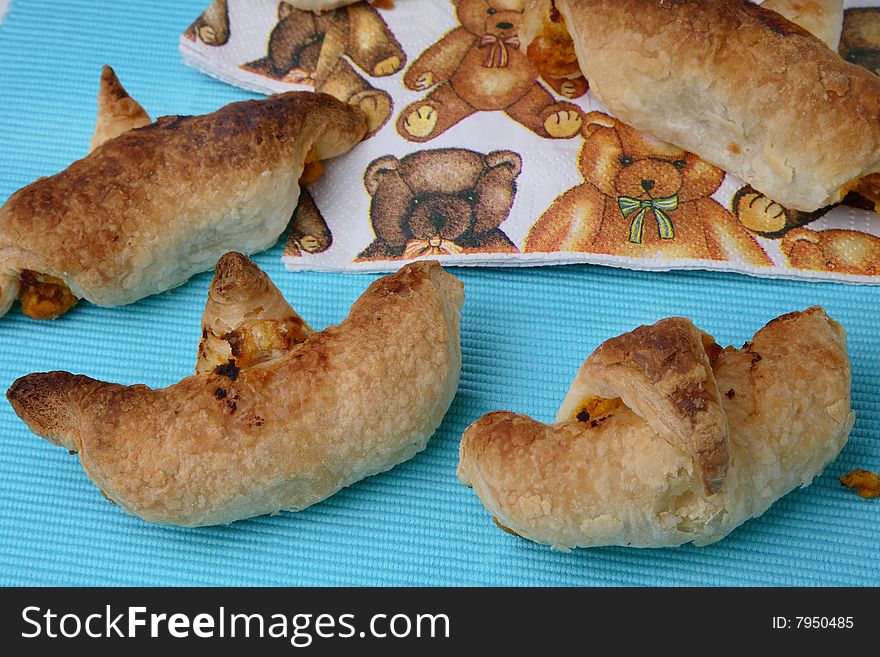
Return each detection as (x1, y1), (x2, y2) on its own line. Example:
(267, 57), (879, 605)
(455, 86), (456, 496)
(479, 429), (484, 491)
(458, 308), (854, 549)
(523, 0), (878, 212)
(7, 255), (464, 527)
(0, 68), (367, 320)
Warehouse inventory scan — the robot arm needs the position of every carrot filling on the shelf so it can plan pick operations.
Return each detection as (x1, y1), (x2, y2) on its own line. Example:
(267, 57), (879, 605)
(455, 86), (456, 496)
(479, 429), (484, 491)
(225, 316), (313, 368)
(299, 146), (324, 186)
(526, 4), (581, 79)
(840, 469), (880, 499)
(571, 396), (623, 424)
(18, 270), (78, 320)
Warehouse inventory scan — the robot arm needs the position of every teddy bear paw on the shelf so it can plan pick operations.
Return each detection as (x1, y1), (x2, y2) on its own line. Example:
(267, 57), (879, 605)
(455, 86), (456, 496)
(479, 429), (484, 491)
(350, 90), (393, 135)
(558, 80), (580, 98)
(402, 105), (439, 138)
(735, 191), (787, 234)
(413, 72), (435, 90)
(298, 236), (324, 253)
(373, 56), (402, 77)
(197, 25), (218, 45)
(544, 109), (582, 139)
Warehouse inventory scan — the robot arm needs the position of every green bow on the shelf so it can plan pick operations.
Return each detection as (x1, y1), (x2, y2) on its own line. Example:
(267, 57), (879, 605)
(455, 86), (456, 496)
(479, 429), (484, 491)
(617, 194), (679, 244)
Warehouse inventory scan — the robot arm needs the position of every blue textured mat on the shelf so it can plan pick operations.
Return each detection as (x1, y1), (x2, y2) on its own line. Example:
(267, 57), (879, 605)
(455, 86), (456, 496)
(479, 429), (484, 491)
(0, 0), (877, 587)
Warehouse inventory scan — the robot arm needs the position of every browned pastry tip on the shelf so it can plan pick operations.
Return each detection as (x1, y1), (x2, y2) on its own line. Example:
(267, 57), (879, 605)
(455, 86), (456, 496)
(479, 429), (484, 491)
(7, 257), (463, 527)
(7, 371), (102, 452)
(89, 65), (152, 152)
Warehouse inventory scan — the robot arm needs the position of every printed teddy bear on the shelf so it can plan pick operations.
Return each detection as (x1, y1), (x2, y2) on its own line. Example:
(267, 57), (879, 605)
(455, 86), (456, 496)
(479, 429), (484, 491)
(243, 1), (406, 135)
(396, 0), (586, 142)
(780, 228), (880, 276)
(284, 190), (334, 258)
(184, 0), (230, 46)
(524, 112), (772, 265)
(840, 7), (880, 74)
(731, 184), (880, 277)
(357, 148), (521, 260)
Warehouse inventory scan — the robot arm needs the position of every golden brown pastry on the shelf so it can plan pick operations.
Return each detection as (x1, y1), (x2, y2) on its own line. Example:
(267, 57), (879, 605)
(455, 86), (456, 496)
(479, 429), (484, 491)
(0, 68), (367, 320)
(458, 308), (854, 549)
(523, 0), (880, 212)
(7, 255), (464, 527)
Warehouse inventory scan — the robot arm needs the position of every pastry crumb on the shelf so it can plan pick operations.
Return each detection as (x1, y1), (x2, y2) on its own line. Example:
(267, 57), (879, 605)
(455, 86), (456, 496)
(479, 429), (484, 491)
(840, 469), (880, 499)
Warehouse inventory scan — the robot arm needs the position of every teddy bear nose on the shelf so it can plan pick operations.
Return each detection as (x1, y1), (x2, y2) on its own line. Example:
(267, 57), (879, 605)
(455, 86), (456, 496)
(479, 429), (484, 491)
(641, 179), (655, 191)
(429, 210), (446, 230)
(496, 21), (514, 30)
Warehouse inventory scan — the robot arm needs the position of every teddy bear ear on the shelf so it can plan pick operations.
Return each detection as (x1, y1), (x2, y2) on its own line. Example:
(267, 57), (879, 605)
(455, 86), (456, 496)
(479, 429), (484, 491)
(363, 155), (401, 196)
(581, 111), (618, 140)
(278, 1), (297, 20)
(484, 150), (523, 179)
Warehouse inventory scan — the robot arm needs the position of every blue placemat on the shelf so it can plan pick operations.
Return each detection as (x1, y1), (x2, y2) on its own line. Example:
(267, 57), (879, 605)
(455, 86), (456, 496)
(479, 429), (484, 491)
(0, 0), (877, 587)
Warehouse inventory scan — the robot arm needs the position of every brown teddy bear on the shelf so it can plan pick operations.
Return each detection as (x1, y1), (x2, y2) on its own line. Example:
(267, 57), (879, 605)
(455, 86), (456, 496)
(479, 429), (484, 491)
(840, 7), (880, 75)
(357, 148), (521, 260)
(524, 112), (772, 266)
(781, 228), (880, 276)
(242, 1), (406, 136)
(284, 190), (334, 258)
(184, 0), (230, 47)
(396, 0), (585, 142)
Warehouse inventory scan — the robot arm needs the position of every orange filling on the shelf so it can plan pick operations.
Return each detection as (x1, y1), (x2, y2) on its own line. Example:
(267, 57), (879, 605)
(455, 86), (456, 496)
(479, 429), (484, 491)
(571, 396), (623, 424)
(225, 316), (313, 369)
(526, 5), (581, 79)
(371, 0), (395, 9)
(299, 147), (324, 186)
(849, 174), (880, 212)
(18, 270), (78, 320)
(840, 469), (880, 499)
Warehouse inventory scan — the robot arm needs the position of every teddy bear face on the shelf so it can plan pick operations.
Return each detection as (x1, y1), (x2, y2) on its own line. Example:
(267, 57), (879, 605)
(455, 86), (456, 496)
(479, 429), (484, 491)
(578, 115), (725, 204)
(404, 194), (477, 244)
(456, 0), (525, 39)
(363, 148), (522, 250)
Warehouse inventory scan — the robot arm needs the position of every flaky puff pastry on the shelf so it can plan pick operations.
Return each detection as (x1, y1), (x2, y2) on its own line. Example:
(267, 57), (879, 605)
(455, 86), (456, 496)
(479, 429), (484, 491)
(0, 68), (367, 319)
(524, 0), (879, 212)
(458, 308), (854, 549)
(7, 255), (463, 527)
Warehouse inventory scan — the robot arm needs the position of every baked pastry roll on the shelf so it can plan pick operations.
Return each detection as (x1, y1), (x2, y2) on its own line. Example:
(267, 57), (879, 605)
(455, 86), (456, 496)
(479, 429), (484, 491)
(458, 308), (854, 549)
(7, 255), (463, 527)
(523, 0), (879, 212)
(0, 68), (367, 319)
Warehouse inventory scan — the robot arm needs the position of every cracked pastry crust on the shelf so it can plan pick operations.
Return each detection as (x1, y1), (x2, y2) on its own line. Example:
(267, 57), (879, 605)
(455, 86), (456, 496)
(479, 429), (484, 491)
(458, 308), (854, 549)
(524, 0), (878, 212)
(7, 255), (463, 527)
(0, 69), (367, 319)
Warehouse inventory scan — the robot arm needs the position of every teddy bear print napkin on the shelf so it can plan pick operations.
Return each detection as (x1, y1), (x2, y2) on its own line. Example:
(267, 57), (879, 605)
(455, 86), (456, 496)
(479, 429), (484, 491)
(180, 0), (880, 283)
